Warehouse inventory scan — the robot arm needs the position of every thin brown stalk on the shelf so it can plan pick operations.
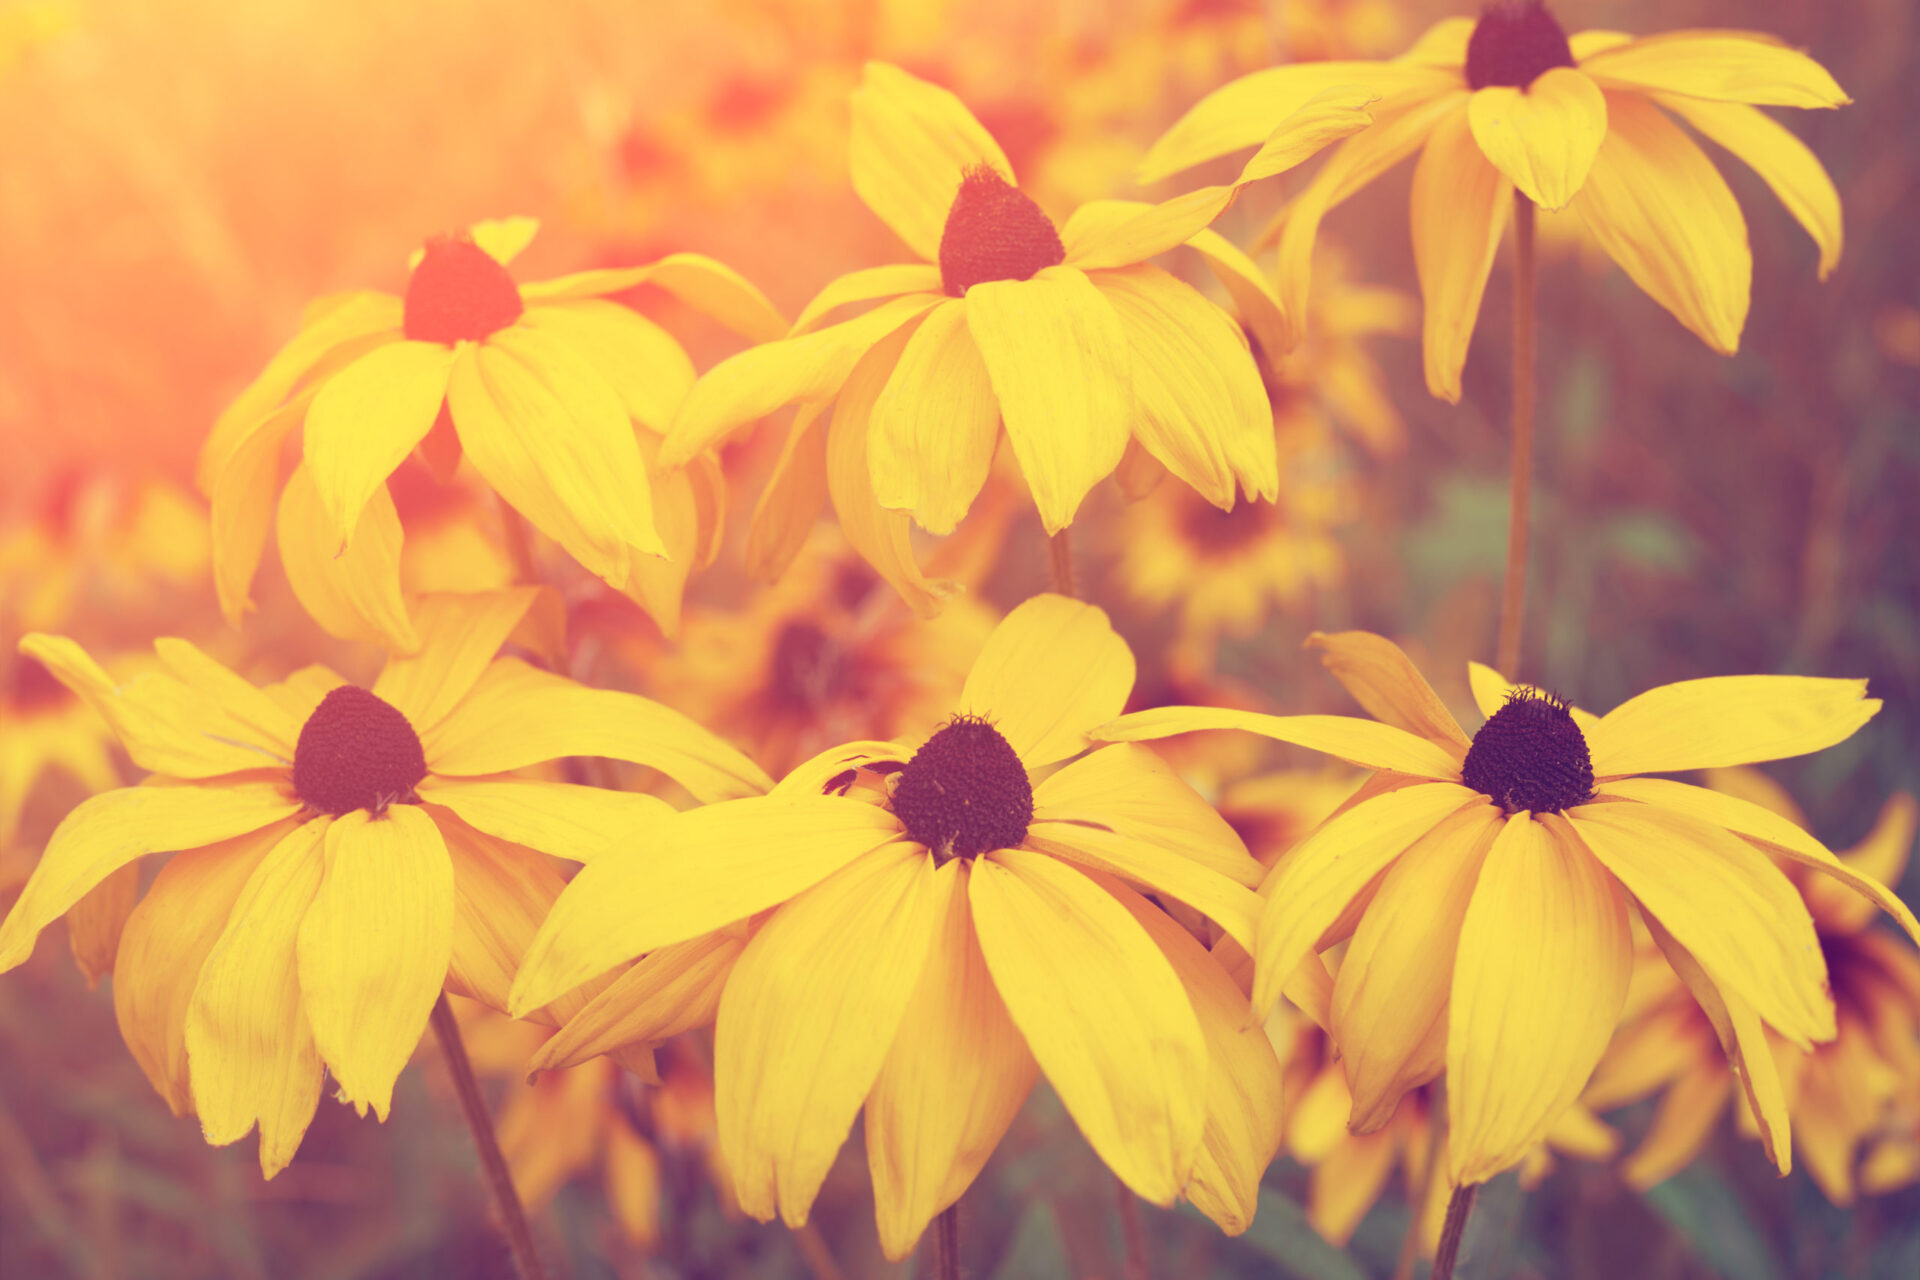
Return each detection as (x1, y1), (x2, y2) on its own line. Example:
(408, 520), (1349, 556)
(1047, 527), (1077, 599)
(1432, 1182), (1479, 1280)
(793, 1221), (849, 1280)
(1496, 196), (1537, 679)
(935, 1204), (960, 1280)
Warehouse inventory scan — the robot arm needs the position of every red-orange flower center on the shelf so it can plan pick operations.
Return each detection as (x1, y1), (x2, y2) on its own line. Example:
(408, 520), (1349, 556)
(403, 236), (524, 343)
(293, 685), (427, 815)
(938, 165), (1065, 297)
(1465, 1), (1575, 90)
(1462, 689), (1593, 814)
(890, 715), (1033, 862)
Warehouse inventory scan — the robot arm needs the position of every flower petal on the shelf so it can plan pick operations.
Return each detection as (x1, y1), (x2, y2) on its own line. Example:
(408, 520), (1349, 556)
(518, 253), (787, 342)
(718, 844), (946, 1225)
(529, 931), (747, 1074)
(150, 639), (302, 757)
(1586, 672), (1878, 776)
(1033, 743), (1263, 887)
(867, 298), (999, 535)
(960, 594), (1134, 768)
(1466, 661), (1602, 733)
(418, 776), (675, 864)
(368, 587), (540, 732)
(297, 807), (453, 1120)
(0, 780), (301, 970)
(469, 216), (540, 265)
(303, 340), (456, 551)
(1410, 106), (1513, 403)
(1187, 227), (1289, 362)
(518, 301), (695, 434)
(616, 433), (705, 639)
(67, 861), (140, 987)
(849, 62), (1013, 261)
(1307, 631), (1472, 752)
(1570, 93), (1751, 355)
(185, 817), (330, 1178)
(969, 849), (1205, 1205)
(965, 266), (1131, 535)
(1564, 803), (1833, 1045)
(422, 657), (772, 801)
(1095, 707), (1463, 781)
(433, 817), (572, 1016)
(1447, 815), (1632, 1184)
(277, 462), (418, 652)
(1619, 1059), (1732, 1190)
(509, 796), (901, 1015)
(745, 403), (830, 583)
(1579, 32), (1850, 108)
(792, 264), (948, 334)
(208, 396), (304, 626)
(1026, 822), (1261, 952)
(1466, 67), (1607, 210)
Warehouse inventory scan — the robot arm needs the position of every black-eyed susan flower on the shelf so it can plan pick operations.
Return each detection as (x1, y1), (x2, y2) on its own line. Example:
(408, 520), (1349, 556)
(199, 217), (787, 645)
(660, 63), (1377, 611)
(0, 588), (770, 1176)
(1143, 2), (1849, 399)
(1096, 630), (1919, 1187)
(511, 595), (1280, 1255)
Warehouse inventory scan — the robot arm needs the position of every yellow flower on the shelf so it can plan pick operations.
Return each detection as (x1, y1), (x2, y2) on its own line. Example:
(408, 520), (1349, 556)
(198, 217), (787, 646)
(1143, 3), (1849, 399)
(1587, 778), (1920, 1201)
(1096, 630), (1917, 1187)
(511, 595), (1279, 1255)
(662, 62), (1377, 611)
(0, 589), (770, 1176)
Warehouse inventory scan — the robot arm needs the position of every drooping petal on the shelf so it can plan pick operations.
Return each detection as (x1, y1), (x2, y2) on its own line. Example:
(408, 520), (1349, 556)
(1095, 707), (1463, 781)
(1307, 631), (1472, 751)
(1565, 803), (1834, 1045)
(433, 817), (573, 1016)
(1032, 743), (1262, 887)
(1410, 107), (1513, 403)
(1586, 672), (1878, 776)
(1569, 93), (1751, 355)
(296, 807), (453, 1120)
(65, 861), (139, 987)
(791, 264), (948, 334)
(866, 298), (999, 535)
(208, 396), (303, 626)
(185, 817), (330, 1178)
(1619, 1059), (1732, 1190)
(469, 216), (540, 265)
(1308, 1128), (1400, 1247)
(969, 849), (1205, 1205)
(151, 639), (302, 756)
(277, 463), (418, 652)
(417, 776), (675, 863)
(422, 657), (773, 801)
(745, 404), (829, 584)
(0, 780), (301, 970)
(849, 62), (1014, 261)
(1578, 32), (1850, 108)
(509, 797), (902, 1015)
(960, 594), (1134, 768)
(517, 253), (787, 342)
(1447, 815), (1632, 1184)
(303, 340), (457, 551)
(370, 586), (542, 732)
(718, 844), (946, 1225)
(1466, 67), (1607, 210)
(617, 433), (704, 639)
(1025, 822), (1262, 951)
(517, 300), (696, 434)
(529, 931), (747, 1073)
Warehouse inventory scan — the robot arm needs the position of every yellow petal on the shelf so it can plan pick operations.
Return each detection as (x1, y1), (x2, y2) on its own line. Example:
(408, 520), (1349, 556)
(617, 434), (703, 639)
(510, 796), (901, 1015)
(529, 931), (745, 1073)
(605, 1124), (664, 1246)
(1653, 94), (1843, 279)
(1570, 93), (1750, 355)
(1307, 631), (1472, 752)
(208, 396), (304, 626)
(1185, 225), (1290, 363)
(518, 300), (695, 433)
(865, 861), (1038, 1259)
(1619, 1059), (1732, 1190)
(1308, 1129), (1400, 1247)
(1586, 672), (1878, 777)
(718, 844), (946, 1225)
(961, 594), (1134, 768)
(185, 817), (330, 1178)
(469, 215), (540, 265)
(1831, 793), (1918, 926)
(417, 776), (674, 864)
(151, 638), (302, 756)
(791, 264), (947, 334)
(1579, 32), (1850, 108)
(969, 849), (1205, 1204)
(1093, 265), (1271, 508)
(849, 62), (1013, 261)
(1032, 743), (1263, 887)
(1096, 707), (1463, 781)
(745, 404), (829, 584)
(1251, 782), (1484, 1016)
(1026, 823), (1261, 952)
(1334, 803), (1502, 1132)
(66, 861), (139, 987)
(867, 299), (998, 535)
(303, 340), (456, 551)
(422, 657), (772, 800)
(0, 780), (301, 970)
(1466, 68), (1607, 210)
(277, 463), (418, 652)
(518, 253), (787, 342)
(1466, 661), (1602, 734)
(296, 807), (453, 1120)
(1565, 804), (1833, 1045)
(1410, 107), (1513, 403)
(370, 586), (542, 731)
(1447, 816), (1632, 1184)
(964, 266), (1131, 535)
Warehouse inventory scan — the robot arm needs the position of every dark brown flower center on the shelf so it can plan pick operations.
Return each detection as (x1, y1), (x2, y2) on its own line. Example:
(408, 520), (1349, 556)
(1465, 2), (1575, 90)
(402, 235), (524, 343)
(292, 685), (428, 815)
(938, 165), (1065, 297)
(767, 621), (850, 713)
(890, 715), (1033, 862)
(1178, 495), (1280, 554)
(1461, 689), (1593, 814)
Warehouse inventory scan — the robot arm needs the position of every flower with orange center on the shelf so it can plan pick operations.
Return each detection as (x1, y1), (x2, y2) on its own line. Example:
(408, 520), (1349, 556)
(0, 589), (770, 1175)
(1096, 630), (1919, 1187)
(661, 62), (1379, 612)
(1144, 2), (1849, 398)
(511, 595), (1282, 1256)
(199, 217), (787, 646)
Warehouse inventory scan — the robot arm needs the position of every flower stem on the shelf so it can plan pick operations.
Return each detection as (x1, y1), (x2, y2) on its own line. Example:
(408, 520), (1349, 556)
(1432, 1182), (1478, 1280)
(934, 1204), (960, 1280)
(429, 994), (549, 1280)
(1114, 1173), (1149, 1280)
(1496, 195), (1537, 679)
(1047, 528), (1077, 599)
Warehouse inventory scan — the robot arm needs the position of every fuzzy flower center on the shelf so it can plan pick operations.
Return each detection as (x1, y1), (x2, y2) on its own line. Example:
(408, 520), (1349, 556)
(938, 165), (1066, 297)
(292, 685), (428, 815)
(1465, 1), (1575, 90)
(890, 715), (1033, 862)
(402, 235), (525, 343)
(1461, 689), (1594, 814)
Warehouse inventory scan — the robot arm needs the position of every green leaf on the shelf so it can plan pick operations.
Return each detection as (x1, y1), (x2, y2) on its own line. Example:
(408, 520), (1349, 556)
(1230, 1188), (1369, 1280)
(1643, 1165), (1782, 1280)
(992, 1201), (1071, 1280)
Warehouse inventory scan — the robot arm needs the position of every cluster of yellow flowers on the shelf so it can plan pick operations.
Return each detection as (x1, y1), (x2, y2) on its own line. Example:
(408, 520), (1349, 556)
(0, 3), (1910, 1276)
